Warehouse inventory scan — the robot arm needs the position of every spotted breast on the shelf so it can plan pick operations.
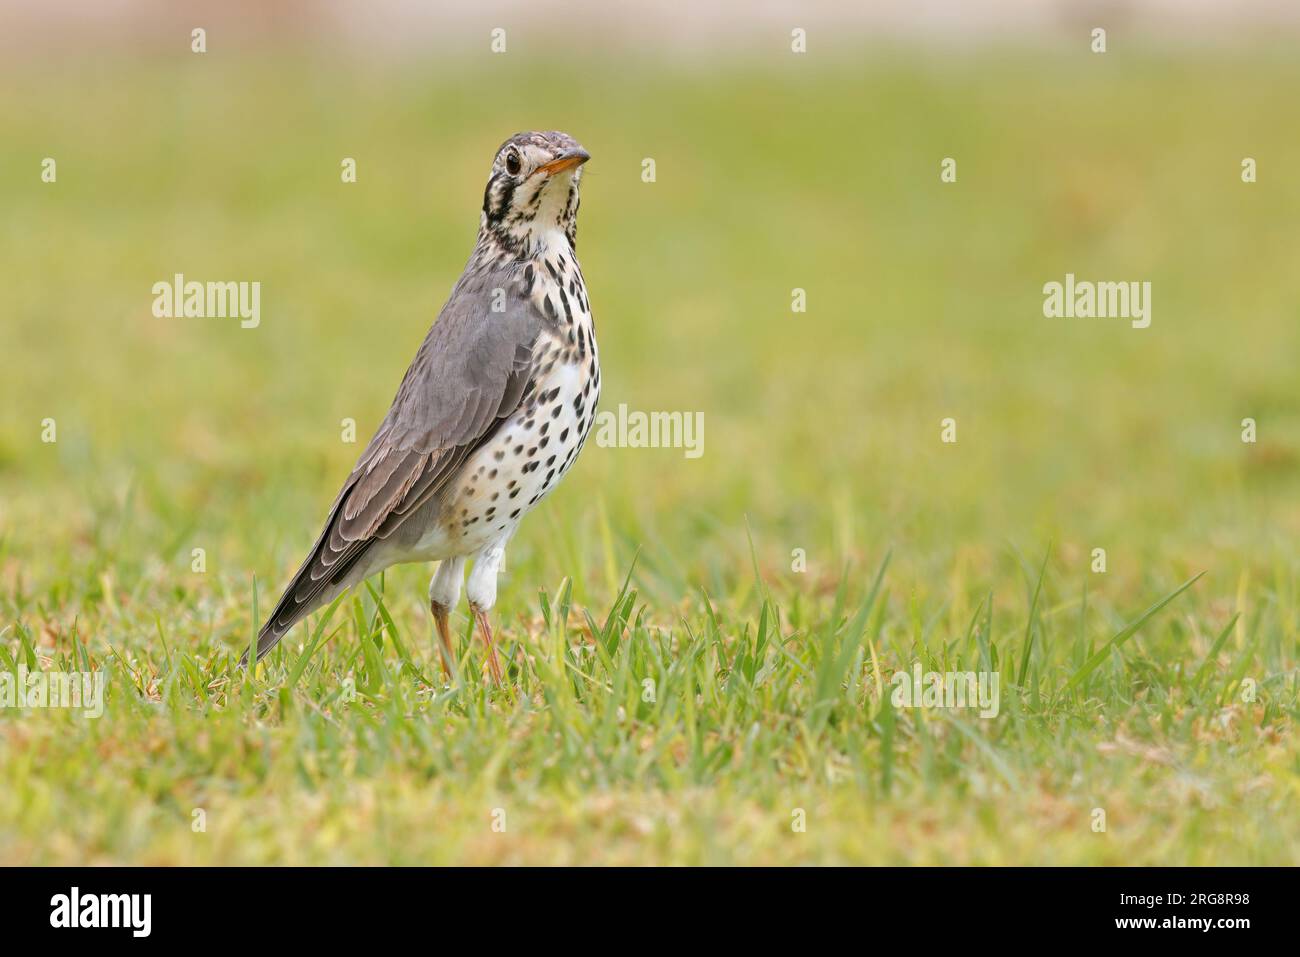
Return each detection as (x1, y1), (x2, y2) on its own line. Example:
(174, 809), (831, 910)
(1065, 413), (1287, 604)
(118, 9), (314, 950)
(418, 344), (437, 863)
(425, 247), (600, 558)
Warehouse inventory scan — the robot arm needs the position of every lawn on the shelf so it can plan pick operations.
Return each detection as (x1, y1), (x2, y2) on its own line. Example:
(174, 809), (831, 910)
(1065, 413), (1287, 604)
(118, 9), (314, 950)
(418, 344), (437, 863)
(1, 43), (1298, 864)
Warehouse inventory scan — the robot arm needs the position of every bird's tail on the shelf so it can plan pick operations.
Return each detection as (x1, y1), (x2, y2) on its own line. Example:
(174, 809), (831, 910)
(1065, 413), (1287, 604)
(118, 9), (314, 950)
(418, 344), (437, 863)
(239, 612), (295, 668)
(239, 544), (372, 667)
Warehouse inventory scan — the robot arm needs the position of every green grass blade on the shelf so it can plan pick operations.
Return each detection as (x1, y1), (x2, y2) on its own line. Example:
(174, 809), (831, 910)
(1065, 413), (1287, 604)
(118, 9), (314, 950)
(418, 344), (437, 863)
(1065, 573), (1205, 691)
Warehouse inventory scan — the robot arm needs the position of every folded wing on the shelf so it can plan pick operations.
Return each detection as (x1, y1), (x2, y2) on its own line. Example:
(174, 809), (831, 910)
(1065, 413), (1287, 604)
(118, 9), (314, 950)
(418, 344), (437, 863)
(243, 265), (541, 664)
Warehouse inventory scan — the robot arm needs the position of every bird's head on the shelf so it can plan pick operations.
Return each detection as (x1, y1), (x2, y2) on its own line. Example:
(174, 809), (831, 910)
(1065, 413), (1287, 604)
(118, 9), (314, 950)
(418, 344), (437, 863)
(480, 130), (590, 256)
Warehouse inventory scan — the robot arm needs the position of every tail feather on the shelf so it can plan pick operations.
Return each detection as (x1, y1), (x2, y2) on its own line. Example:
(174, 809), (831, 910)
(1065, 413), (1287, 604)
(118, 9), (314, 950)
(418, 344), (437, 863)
(240, 617), (293, 669)
(240, 540), (374, 667)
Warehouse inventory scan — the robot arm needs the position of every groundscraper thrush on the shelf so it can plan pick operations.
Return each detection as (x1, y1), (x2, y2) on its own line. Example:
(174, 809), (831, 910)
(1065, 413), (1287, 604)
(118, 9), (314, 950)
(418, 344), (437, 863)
(243, 131), (599, 684)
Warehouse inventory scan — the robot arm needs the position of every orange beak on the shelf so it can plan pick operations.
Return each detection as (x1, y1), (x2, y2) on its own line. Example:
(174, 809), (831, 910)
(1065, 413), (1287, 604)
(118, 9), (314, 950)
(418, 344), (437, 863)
(536, 148), (591, 177)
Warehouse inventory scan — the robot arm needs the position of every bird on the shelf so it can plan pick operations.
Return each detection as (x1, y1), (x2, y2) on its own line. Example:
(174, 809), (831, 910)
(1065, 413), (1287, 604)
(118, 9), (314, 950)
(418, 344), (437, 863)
(242, 130), (600, 683)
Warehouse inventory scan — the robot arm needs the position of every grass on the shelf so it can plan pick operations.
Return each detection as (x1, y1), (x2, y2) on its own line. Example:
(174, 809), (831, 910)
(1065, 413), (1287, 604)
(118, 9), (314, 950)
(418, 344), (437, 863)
(1, 44), (1298, 864)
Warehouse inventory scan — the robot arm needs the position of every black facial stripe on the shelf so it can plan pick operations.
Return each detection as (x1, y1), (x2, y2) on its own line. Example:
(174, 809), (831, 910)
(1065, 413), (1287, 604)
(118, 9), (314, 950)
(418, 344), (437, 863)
(496, 178), (517, 225)
(484, 172), (517, 227)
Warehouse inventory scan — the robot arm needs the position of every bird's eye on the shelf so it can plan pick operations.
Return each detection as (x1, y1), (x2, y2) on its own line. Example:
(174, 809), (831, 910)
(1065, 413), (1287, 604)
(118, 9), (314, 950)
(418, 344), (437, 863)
(504, 150), (522, 176)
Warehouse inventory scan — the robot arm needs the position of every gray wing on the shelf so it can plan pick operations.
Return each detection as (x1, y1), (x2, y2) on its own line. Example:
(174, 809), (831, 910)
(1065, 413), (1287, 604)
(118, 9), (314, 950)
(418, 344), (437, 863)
(244, 264), (542, 663)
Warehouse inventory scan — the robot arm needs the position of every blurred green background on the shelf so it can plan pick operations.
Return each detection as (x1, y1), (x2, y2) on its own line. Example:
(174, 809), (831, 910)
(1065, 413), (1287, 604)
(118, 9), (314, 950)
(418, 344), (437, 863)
(1, 6), (1298, 864)
(4, 43), (1298, 611)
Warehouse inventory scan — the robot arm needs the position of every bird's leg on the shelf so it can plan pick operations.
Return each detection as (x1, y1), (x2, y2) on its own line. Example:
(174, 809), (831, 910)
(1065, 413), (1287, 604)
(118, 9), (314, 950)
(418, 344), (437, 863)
(466, 542), (508, 686)
(428, 557), (465, 680)
(431, 601), (454, 678)
(472, 606), (504, 686)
